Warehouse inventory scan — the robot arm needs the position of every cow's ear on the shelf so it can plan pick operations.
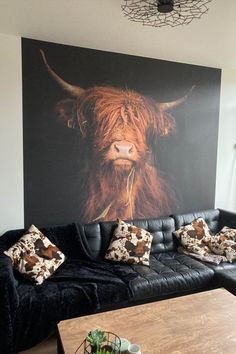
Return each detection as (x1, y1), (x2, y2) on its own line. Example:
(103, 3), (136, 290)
(54, 99), (76, 129)
(151, 111), (176, 137)
(160, 112), (176, 136)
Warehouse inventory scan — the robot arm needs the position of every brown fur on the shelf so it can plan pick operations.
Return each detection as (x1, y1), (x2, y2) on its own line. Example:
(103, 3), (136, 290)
(56, 86), (177, 222)
(83, 162), (176, 222)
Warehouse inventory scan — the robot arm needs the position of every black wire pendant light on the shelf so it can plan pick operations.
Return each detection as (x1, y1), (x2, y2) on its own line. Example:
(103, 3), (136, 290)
(122, 0), (212, 27)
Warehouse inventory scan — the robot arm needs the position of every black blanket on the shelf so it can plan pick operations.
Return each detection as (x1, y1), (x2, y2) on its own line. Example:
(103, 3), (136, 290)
(0, 223), (134, 353)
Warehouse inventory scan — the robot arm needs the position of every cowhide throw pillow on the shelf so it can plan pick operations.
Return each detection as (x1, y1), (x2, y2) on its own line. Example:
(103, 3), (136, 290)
(105, 220), (153, 266)
(4, 225), (65, 284)
(208, 226), (236, 263)
(174, 218), (212, 256)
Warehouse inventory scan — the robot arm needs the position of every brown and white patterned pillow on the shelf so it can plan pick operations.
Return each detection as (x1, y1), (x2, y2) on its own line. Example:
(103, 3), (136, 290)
(208, 226), (236, 263)
(4, 225), (65, 284)
(174, 218), (212, 256)
(105, 220), (153, 266)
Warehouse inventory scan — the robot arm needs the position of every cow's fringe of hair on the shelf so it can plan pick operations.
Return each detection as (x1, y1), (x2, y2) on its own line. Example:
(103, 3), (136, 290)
(75, 86), (176, 145)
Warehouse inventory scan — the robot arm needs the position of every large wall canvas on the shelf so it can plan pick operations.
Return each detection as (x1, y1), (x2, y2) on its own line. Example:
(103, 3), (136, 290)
(22, 38), (221, 227)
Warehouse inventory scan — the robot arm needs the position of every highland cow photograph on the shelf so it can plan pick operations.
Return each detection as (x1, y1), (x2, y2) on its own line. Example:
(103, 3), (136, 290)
(22, 38), (221, 227)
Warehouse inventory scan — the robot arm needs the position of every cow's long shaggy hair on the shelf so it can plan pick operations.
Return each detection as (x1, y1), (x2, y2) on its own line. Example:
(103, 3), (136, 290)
(59, 86), (177, 222)
(84, 162), (176, 222)
(75, 87), (175, 153)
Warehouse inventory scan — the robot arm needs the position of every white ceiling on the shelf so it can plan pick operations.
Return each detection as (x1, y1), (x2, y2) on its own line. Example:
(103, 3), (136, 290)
(0, 0), (236, 69)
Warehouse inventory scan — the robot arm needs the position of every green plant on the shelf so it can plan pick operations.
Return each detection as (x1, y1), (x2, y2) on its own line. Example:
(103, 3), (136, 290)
(86, 329), (107, 352)
(95, 349), (112, 354)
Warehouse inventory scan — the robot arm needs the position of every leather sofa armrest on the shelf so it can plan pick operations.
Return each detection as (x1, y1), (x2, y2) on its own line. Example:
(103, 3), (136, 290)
(219, 209), (236, 230)
(0, 254), (19, 354)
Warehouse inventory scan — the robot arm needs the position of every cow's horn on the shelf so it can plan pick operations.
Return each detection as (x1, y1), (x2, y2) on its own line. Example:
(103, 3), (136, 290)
(159, 86), (195, 111)
(40, 49), (84, 97)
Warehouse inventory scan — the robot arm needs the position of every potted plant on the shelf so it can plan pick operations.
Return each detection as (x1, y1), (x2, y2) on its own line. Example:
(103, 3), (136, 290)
(95, 350), (112, 354)
(86, 329), (118, 354)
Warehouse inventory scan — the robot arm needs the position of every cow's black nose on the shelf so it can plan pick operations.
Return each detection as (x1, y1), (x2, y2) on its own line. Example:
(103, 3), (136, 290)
(114, 141), (134, 156)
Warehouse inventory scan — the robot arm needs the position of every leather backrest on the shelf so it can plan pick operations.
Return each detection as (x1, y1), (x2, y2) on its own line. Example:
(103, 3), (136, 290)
(172, 209), (220, 233)
(82, 216), (176, 259)
(1, 209), (220, 261)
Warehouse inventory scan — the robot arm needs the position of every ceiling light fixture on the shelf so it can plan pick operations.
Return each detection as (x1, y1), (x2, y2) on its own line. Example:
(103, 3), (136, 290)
(121, 0), (212, 27)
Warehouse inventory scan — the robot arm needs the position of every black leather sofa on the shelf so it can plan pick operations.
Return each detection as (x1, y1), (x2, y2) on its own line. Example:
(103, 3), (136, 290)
(1, 208), (236, 354)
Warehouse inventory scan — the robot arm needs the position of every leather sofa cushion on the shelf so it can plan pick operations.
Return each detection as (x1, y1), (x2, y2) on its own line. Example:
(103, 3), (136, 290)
(215, 269), (236, 295)
(201, 260), (236, 272)
(173, 209), (220, 234)
(219, 209), (236, 230)
(114, 252), (215, 301)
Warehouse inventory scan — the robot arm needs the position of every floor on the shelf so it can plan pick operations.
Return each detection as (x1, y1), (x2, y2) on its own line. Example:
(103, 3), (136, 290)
(19, 335), (57, 354)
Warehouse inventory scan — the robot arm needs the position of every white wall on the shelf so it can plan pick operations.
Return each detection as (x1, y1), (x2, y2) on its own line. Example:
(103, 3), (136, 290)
(0, 33), (235, 235)
(215, 69), (236, 212)
(0, 34), (23, 235)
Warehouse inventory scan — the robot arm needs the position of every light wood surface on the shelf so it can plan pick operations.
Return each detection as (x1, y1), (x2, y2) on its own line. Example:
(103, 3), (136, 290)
(58, 288), (236, 354)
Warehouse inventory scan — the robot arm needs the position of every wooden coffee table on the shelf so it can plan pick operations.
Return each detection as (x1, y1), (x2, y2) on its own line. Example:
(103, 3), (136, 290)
(57, 288), (236, 354)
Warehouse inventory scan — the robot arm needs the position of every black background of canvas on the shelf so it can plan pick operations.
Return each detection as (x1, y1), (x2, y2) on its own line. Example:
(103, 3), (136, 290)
(22, 38), (221, 227)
